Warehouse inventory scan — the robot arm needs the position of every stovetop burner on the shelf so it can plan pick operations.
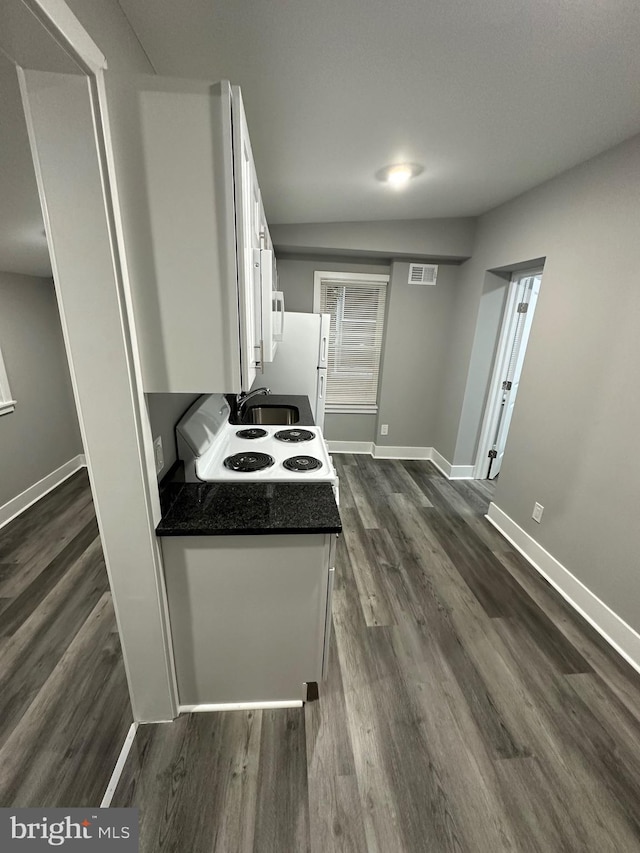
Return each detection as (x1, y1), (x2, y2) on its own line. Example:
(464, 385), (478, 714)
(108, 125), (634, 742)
(223, 452), (274, 472)
(235, 428), (268, 440)
(283, 455), (322, 472)
(274, 428), (315, 443)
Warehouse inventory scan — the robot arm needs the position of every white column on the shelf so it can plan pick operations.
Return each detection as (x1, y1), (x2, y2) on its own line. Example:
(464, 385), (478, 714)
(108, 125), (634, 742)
(20, 68), (177, 722)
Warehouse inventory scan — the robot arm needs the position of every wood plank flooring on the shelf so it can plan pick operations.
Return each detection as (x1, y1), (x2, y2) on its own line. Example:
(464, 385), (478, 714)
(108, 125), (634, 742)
(0, 469), (132, 806)
(113, 455), (640, 852)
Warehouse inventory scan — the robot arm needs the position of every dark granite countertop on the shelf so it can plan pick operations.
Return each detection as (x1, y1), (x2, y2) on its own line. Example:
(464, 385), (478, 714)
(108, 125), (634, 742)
(157, 481), (341, 536)
(156, 393), (340, 536)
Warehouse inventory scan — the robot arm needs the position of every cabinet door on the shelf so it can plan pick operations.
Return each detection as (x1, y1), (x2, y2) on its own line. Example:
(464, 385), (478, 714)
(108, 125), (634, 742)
(258, 207), (284, 363)
(231, 86), (262, 390)
(101, 73), (242, 393)
(162, 534), (331, 705)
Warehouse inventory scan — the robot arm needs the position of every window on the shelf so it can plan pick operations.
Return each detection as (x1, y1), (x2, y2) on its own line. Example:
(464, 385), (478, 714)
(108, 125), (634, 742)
(0, 342), (15, 416)
(313, 271), (389, 413)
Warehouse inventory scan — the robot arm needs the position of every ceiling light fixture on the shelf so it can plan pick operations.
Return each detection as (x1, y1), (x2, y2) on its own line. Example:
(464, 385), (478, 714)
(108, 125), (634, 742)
(376, 162), (424, 188)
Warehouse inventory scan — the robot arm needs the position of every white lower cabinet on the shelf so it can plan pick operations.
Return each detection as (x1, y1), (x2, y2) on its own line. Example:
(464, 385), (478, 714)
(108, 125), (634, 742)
(161, 533), (336, 707)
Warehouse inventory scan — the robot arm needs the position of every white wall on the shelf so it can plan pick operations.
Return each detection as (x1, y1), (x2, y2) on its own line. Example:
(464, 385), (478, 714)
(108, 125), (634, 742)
(0, 272), (82, 509)
(63, 0), (154, 73)
(438, 132), (640, 633)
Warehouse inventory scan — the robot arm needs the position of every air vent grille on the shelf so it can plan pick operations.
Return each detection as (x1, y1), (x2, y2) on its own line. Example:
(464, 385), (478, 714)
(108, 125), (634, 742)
(408, 263), (438, 285)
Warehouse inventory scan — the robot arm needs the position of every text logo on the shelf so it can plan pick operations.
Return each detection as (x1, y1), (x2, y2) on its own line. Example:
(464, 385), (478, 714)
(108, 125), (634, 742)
(0, 809), (138, 850)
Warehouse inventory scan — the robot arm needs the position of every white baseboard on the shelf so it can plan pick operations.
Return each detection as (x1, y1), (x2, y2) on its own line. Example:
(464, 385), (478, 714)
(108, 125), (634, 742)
(326, 440), (374, 455)
(100, 722), (138, 808)
(179, 700), (303, 713)
(326, 440), (430, 459)
(0, 453), (87, 530)
(373, 445), (432, 460)
(430, 448), (450, 477)
(450, 464), (475, 479)
(326, 441), (474, 477)
(430, 448), (475, 479)
(486, 502), (640, 676)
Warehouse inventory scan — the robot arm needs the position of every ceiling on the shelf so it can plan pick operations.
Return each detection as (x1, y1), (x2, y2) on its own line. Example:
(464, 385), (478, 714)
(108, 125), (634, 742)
(119, 0), (640, 224)
(0, 0), (82, 278)
(2, 0), (640, 276)
(0, 52), (52, 277)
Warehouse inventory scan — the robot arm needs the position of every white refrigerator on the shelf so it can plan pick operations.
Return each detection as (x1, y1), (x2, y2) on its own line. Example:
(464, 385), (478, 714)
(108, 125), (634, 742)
(255, 312), (330, 428)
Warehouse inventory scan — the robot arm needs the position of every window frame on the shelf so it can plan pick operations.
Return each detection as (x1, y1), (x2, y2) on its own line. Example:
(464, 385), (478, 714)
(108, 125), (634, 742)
(0, 342), (15, 416)
(313, 270), (389, 414)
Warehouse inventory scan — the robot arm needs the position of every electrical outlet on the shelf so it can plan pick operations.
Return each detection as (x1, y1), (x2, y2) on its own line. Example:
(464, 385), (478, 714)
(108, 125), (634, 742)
(532, 502), (544, 523)
(153, 436), (164, 474)
(380, 424), (389, 436)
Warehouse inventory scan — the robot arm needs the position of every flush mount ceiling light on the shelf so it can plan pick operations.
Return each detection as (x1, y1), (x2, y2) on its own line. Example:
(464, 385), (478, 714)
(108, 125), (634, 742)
(376, 162), (424, 188)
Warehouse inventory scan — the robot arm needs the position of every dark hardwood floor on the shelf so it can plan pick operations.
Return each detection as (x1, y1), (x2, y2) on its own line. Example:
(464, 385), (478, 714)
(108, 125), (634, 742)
(112, 455), (640, 852)
(0, 469), (132, 807)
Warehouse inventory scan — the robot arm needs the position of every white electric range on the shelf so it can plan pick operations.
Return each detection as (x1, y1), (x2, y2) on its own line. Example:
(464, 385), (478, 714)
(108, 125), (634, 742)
(168, 392), (340, 711)
(176, 394), (338, 493)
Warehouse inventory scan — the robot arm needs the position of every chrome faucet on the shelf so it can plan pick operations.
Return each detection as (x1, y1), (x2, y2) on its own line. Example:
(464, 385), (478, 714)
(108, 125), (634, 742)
(235, 387), (270, 419)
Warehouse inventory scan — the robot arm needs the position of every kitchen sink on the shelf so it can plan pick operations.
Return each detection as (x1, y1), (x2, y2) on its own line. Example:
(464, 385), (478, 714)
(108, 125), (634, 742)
(242, 405), (300, 425)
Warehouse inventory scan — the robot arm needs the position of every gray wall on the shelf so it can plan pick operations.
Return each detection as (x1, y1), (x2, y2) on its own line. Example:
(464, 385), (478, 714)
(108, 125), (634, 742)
(146, 393), (199, 478)
(0, 272), (82, 508)
(277, 257), (390, 313)
(324, 413), (378, 444)
(277, 256), (460, 446)
(436, 132), (640, 632)
(272, 217), (476, 261)
(433, 269), (511, 460)
(277, 257), (389, 442)
(376, 261), (458, 448)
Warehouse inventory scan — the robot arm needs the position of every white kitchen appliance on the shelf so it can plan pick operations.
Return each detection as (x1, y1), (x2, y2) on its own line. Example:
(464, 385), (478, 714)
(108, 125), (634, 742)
(176, 393), (338, 493)
(254, 312), (330, 429)
(170, 392), (340, 709)
(254, 248), (285, 363)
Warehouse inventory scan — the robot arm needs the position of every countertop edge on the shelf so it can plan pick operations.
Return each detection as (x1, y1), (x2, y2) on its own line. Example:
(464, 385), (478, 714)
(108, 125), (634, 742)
(156, 395), (340, 536)
(157, 524), (342, 537)
(156, 480), (341, 538)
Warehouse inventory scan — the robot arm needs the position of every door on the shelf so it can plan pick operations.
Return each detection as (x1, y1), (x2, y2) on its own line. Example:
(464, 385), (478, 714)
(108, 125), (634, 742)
(481, 270), (542, 479)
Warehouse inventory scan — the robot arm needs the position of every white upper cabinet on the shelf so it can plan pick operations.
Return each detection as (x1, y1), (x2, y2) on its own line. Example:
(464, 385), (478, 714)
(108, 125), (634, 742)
(232, 89), (284, 373)
(230, 85), (261, 389)
(101, 73), (275, 393)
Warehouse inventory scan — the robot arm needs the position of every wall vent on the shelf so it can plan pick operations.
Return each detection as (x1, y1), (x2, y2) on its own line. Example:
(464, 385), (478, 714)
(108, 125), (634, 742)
(408, 263), (438, 285)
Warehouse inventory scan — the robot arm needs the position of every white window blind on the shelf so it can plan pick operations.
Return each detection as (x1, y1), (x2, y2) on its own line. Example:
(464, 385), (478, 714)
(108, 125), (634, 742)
(315, 275), (388, 413)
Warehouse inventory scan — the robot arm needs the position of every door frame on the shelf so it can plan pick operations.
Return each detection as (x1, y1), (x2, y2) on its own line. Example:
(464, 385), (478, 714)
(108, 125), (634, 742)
(8, 0), (179, 720)
(473, 267), (543, 479)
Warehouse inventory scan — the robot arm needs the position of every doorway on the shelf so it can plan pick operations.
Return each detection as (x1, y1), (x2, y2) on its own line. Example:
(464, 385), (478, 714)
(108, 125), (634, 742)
(2, 0), (178, 725)
(475, 268), (542, 479)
